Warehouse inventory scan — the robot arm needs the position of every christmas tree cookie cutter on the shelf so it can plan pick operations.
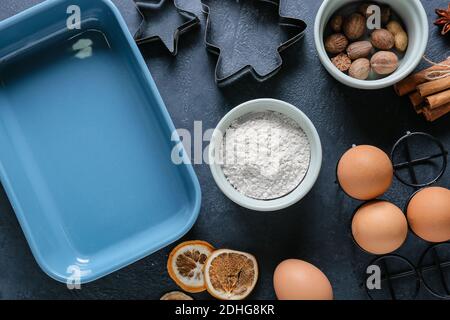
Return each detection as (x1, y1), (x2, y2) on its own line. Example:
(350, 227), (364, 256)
(202, 0), (307, 86)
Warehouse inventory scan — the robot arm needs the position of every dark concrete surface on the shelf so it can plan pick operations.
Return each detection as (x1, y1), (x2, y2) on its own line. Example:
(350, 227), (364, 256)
(0, 0), (448, 300)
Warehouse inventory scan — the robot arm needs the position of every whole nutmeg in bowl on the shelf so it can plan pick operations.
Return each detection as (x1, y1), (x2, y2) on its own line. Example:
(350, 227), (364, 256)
(349, 58), (371, 80)
(371, 51), (398, 75)
(346, 41), (373, 59)
(371, 29), (394, 50)
(343, 13), (366, 40)
(314, 0), (428, 89)
(325, 33), (349, 54)
(330, 15), (343, 32)
(332, 53), (352, 72)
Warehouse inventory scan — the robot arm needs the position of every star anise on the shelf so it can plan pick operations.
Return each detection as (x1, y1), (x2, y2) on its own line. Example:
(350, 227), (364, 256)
(435, 3), (450, 35)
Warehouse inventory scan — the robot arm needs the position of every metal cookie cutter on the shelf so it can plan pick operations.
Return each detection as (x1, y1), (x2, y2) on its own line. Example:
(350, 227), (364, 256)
(134, 0), (200, 55)
(202, 0), (307, 86)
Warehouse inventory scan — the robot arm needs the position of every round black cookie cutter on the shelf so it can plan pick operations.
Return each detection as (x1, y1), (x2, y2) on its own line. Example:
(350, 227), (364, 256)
(134, 0), (200, 55)
(201, 0), (307, 86)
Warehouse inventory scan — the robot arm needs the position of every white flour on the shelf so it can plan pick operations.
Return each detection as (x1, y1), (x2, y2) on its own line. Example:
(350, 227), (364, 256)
(220, 111), (311, 200)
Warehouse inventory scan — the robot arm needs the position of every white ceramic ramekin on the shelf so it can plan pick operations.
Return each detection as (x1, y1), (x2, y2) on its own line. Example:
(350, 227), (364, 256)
(208, 99), (322, 212)
(314, 0), (429, 90)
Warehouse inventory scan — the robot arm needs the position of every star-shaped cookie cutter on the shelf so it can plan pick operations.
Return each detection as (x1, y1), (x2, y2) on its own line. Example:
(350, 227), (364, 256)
(201, 0), (307, 86)
(134, 0), (200, 55)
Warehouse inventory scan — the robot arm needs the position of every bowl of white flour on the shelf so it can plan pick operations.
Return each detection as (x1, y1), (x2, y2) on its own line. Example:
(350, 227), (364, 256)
(209, 99), (322, 211)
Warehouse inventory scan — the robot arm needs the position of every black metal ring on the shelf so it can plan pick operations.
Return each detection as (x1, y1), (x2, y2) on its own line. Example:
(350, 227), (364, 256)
(391, 132), (448, 188)
(365, 255), (420, 300)
(418, 242), (450, 300)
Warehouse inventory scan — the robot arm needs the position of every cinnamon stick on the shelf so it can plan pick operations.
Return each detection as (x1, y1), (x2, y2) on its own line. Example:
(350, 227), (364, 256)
(394, 57), (450, 96)
(425, 89), (450, 109)
(417, 76), (450, 97)
(423, 102), (450, 121)
(409, 91), (424, 107)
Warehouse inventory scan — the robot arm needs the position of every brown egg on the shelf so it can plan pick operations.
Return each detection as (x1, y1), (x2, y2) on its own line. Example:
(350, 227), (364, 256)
(407, 187), (450, 243)
(352, 201), (408, 254)
(273, 259), (333, 300)
(337, 145), (393, 200)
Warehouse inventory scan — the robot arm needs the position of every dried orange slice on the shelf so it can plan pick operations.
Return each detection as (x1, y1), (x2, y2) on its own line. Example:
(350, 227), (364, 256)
(204, 249), (258, 300)
(160, 291), (193, 300)
(167, 240), (214, 293)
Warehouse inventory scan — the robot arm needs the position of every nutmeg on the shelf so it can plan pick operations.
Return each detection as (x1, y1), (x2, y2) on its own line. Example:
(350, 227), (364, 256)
(325, 33), (349, 54)
(332, 53), (352, 72)
(330, 15), (343, 32)
(386, 21), (404, 35)
(343, 13), (366, 40)
(349, 58), (371, 80)
(346, 41), (373, 60)
(371, 51), (398, 75)
(394, 31), (408, 52)
(371, 29), (395, 50)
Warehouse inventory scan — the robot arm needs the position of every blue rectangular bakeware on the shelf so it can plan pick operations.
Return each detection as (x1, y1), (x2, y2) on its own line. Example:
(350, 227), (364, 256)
(0, 0), (201, 283)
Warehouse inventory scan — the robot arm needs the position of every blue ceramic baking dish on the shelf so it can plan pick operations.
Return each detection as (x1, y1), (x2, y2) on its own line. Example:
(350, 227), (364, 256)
(0, 0), (201, 283)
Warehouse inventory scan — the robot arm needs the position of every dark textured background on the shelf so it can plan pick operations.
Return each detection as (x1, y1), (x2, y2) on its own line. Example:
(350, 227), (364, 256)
(0, 0), (448, 300)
